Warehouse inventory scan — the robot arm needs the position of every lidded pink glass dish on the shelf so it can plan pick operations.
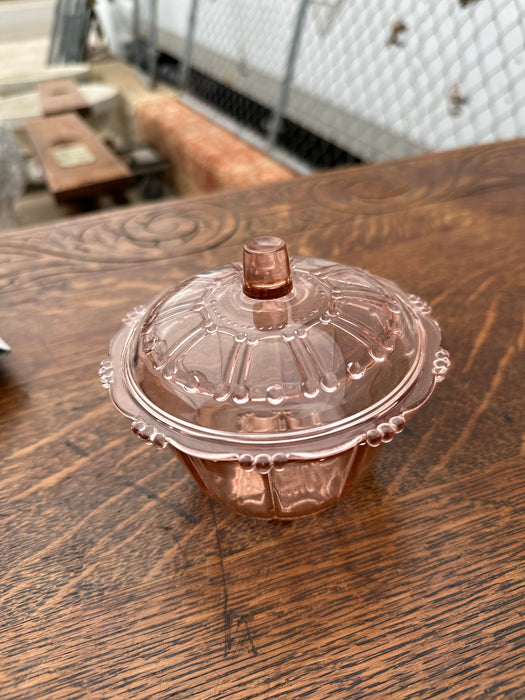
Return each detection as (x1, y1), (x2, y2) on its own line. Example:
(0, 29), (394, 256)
(100, 236), (450, 519)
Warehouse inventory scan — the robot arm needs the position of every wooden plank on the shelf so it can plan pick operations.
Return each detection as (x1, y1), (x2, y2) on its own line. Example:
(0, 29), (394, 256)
(38, 78), (90, 117)
(0, 139), (524, 699)
(24, 112), (133, 202)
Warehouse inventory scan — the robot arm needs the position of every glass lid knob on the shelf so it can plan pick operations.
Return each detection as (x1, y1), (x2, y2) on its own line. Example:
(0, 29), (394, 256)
(242, 236), (293, 299)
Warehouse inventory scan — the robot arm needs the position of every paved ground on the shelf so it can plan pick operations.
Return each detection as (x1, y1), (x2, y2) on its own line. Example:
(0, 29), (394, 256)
(0, 0), (54, 42)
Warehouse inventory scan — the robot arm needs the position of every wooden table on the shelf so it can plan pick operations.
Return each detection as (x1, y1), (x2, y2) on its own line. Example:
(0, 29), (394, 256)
(38, 79), (90, 117)
(1, 140), (523, 699)
(25, 112), (134, 203)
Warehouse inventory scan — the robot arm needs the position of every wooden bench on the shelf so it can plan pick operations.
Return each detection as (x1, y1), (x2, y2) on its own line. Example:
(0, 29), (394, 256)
(134, 96), (296, 196)
(25, 112), (134, 203)
(38, 79), (90, 117)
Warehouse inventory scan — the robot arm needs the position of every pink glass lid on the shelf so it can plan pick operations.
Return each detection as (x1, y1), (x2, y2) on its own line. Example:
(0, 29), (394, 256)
(103, 237), (449, 460)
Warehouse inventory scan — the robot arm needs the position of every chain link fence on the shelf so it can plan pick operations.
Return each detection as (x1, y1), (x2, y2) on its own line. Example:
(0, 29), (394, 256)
(133, 0), (525, 169)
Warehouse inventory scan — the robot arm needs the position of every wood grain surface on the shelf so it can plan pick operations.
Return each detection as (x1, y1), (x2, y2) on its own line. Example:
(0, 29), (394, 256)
(1, 140), (524, 699)
(25, 112), (133, 203)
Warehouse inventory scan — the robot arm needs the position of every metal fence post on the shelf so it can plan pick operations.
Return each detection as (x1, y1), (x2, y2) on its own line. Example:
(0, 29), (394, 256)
(148, 0), (158, 88)
(133, 0), (140, 67)
(180, 0), (200, 88)
(47, 0), (62, 65)
(267, 0), (310, 147)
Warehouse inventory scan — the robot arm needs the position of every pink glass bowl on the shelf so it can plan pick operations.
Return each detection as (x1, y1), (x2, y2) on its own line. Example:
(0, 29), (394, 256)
(100, 237), (450, 519)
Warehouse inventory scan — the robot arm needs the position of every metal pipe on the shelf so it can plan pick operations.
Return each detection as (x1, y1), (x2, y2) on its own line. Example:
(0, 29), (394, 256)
(47, 0), (58, 64)
(179, 0), (200, 88)
(268, 0), (310, 147)
(133, 0), (140, 68)
(148, 0), (158, 88)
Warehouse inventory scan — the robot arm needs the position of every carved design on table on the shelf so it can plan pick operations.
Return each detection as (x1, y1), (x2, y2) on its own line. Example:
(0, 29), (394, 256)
(1, 139), (524, 301)
(0, 202), (238, 297)
(310, 140), (525, 213)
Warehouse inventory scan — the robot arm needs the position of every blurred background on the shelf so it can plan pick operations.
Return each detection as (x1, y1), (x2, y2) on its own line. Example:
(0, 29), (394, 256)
(129, 0), (524, 167)
(0, 0), (524, 227)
